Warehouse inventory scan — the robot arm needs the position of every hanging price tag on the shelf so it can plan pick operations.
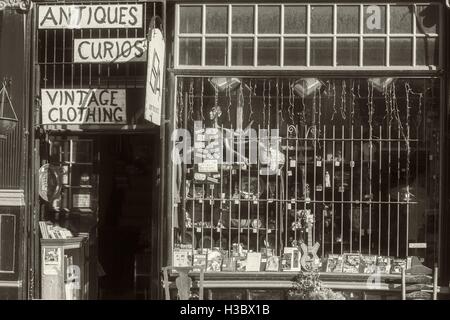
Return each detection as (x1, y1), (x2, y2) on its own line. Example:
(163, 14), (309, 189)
(196, 227), (202, 233)
(268, 229), (272, 234)
(287, 203), (292, 210)
(290, 160), (296, 167)
(291, 199), (296, 204)
(316, 160), (322, 167)
(288, 171), (292, 176)
(234, 199), (239, 205)
(350, 161), (355, 167)
(253, 228), (257, 234)
(210, 199), (214, 205)
(199, 199), (203, 204)
(335, 161), (340, 167)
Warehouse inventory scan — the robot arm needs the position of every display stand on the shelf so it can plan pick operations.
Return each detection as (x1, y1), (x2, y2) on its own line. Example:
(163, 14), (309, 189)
(41, 236), (89, 300)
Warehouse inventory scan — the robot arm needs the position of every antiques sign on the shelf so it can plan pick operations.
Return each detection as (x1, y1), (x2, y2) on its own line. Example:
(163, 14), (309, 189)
(144, 28), (165, 126)
(41, 89), (127, 125)
(38, 4), (143, 29)
(74, 38), (147, 63)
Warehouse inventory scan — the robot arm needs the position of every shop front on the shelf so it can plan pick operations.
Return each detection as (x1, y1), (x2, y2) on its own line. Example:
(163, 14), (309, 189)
(30, 0), (166, 299)
(165, 1), (450, 299)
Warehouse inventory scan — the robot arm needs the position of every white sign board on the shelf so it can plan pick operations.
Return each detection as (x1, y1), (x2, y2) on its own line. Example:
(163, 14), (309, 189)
(38, 4), (143, 29)
(41, 89), (127, 125)
(144, 28), (165, 126)
(74, 38), (147, 63)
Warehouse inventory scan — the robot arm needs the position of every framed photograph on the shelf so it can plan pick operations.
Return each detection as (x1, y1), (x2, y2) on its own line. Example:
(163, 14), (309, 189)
(206, 250), (223, 272)
(245, 252), (262, 272)
(325, 254), (344, 273)
(43, 247), (61, 265)
(282, 247), (301, 271)
(360, 255), (377, 274)
(173, 249), (192, 267)
(342, 254), (361, 273)
(266, 256), (280, 272)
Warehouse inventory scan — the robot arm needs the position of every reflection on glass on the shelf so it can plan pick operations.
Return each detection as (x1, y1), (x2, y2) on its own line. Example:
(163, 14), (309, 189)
(232, 38), (254, 66)
(311, 6), (333, 34)
(363, 5), (386, 34)
(390, 38), (412, 66)
(416, 5), (439, 34)
(337, 38), (359, 66)
(284, 5), (306, 34)
(363, 38), (386, 66)
(390, 5), (413, 34)
(258, 38), (280, 66)
(284, 38), (306, 66)
(416, 38), (438, 66)
(258, 6), (280, 34)
(310, 38), (333, 66)
(206, 6), (228, 34)
(179, 38), (202, 65)
(337, 6), (359, 34)
(205, 38), (228, 66)
(232, 6), (254, 34)
(179, 6), (202, 33)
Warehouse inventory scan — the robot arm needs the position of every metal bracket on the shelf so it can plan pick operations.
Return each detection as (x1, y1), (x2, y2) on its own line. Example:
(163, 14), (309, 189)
(0, 0), (32, 12)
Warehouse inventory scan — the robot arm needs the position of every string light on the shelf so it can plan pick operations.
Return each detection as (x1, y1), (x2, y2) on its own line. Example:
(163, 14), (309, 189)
(331, 81), (337, 121)
(200, 78), (204, 121)
(188, 79), (194, 121)
(248, 80), (254, 123)
(341, 80), (347, 120)
(350, 80), (356, 124)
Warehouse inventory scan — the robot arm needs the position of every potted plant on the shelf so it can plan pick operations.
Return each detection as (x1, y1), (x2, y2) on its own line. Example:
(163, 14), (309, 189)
(288, 270), (346, 300)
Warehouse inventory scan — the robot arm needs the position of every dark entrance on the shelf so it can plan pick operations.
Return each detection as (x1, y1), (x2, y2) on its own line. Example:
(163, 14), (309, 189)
(97, 134), (159, 299)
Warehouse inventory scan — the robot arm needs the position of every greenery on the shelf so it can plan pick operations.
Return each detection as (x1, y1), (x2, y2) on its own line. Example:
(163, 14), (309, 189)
(288, 270), (346, 300)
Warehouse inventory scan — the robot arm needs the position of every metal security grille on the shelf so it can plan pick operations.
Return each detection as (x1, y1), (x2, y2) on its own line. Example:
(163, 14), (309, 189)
(35, 1), (163, 90)
(173, 77), (440, 265)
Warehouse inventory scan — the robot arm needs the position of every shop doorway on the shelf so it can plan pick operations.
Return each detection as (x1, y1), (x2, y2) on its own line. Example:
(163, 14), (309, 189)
(96, 133), (160, 300)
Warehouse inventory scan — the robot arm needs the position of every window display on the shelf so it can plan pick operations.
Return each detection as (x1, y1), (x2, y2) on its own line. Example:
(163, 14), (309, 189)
(172, 76), (440, 274)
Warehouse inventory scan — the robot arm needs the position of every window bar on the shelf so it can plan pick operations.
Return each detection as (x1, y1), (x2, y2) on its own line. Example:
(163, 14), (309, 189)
(53, 29), (56, 88)
(80, 27), (84, 87)
(62, 27), (65, 88)
(331, 125), (336, 254)
(294, 122), (299, 244)
(350, 124), (354, 253)
(228, 124), (233, 254)
(378, 125), (383, 256)
(89, 19), (93, 87)
(44, 29), (48, 88)
(98, 28), (102, 86)
(285, 125), (289, 247)
(313, 92), (317, 244)
(340, 125), (344, 254)
(257, 122), (261, 252)
(247, 128), (252, 251)
(387, 122), (391, 256)
(219, 130), (224, 251)
(322, 124), (326, 256)
(369, 116), (373, 256)
(397, 124), (401, 257)
(359, 125), (363, 253)
(405, 87), (411, 258)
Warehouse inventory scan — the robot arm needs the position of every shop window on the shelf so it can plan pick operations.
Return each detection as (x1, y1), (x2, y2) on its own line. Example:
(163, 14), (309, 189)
(172, 77), (441, 273)
(179, 6), (202, 34)
(176, 3), (441, 69)
(205, 38), (228, 66)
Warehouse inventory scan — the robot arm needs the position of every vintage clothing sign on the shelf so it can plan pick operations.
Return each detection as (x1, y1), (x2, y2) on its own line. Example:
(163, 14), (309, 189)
(38, 4), (143, 29)
(41, 89), (127, 125)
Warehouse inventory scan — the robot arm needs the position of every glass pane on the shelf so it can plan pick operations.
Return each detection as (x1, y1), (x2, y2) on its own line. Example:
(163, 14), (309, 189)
(284, 38), (306, 66)
(232, 6), (254, 34)
(179, 38), (201, 65)
(416, 5), (439, 34)
(363, 38), (386, 66)
(179, 6), (202, 34)
(311, 6), (333, 34)
(205, 38), (228, 66)
(258, 5), (280, 34)
(337, 6), (359, 34)
(364, 5), (386, 34)
(390, 38), (412, 66)
(206, 6), (228, 34)
(390, 5), (413, 34)
(284, 6), (306, 34)
(416, 37), (438, 66)
(232, 38), (254, 66)
(258, 38), (280, 66)
(337, 38), (359, 66)
(310, 38), (333, 66)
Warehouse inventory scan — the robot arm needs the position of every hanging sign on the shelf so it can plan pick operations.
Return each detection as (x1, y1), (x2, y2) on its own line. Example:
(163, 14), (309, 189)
(41, 89), (127, 125)
(74, 38), (147, 63)
(144, 28), (165, 126)
(38, 4), (143, 29)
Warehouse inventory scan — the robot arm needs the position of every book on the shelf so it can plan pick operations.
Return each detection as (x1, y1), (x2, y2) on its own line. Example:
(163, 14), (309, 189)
(281, 253), (292, 271)
(343, 254), (361, 273)
(192, 253), (207, 272)
(325, 254), (344, 273)
(265, 256), (280, 272)
(173, 249), (192, 267)
(206, 250), (223, 272)
(376, 256), (392, 274)
(360, 255), (377, 274)
(245, 252), (262, 272)
(282, 247), (301, 271)
(391, 258), (407, 274)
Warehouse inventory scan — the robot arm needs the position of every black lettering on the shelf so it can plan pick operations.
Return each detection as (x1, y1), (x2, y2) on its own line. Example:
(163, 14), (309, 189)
(77, 41), (90, 60)
(40, 7), (58, 27)
(135, 40), (145, 58)
(59, 7), (72, 26)
(45, 90), (59, 105)
(122, 41), (132, 58)
(87, 6), (92, 25)
(99, 90), (109, 106)
(103, 108), (113, 122)
(66, 107), (77, 122)
(110, 91), (118, 106)
(94, 7), (106, 24)
(59, 108), (67, 122)
(77, 107), (87, 122)
(119, 7), (127, 25)
(48, 108), (59, 122)
(103, 41), (114, 60)
(86, 107), (96, 122)
(64, 91), (75, 105)
(107, 6), (118, 24)
(88, 92), (100, 106)
(128, 6), (138, 26)
(113, 107), (123, 122)
(76, 6), (86, 25)
(91, 42), (102, 60)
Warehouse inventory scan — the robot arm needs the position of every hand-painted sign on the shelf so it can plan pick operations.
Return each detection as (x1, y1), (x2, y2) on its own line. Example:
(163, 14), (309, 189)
(38, 4), (143, 29)
(144, 28), (165, 126)
(74, 38), (147, 63)
(41, 89), (127, 125)
(39, 164), (62, 202)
